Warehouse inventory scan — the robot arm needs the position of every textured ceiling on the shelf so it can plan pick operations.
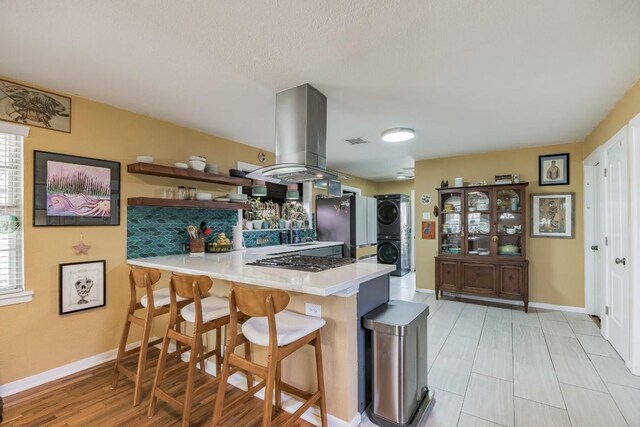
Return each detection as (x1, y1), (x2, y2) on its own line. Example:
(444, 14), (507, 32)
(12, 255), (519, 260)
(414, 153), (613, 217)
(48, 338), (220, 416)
(1, 1), (640, 181)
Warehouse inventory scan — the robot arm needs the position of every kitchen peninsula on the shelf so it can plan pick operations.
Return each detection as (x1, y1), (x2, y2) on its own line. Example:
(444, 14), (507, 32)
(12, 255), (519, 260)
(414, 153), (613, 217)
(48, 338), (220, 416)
(128, 241), (395, 425)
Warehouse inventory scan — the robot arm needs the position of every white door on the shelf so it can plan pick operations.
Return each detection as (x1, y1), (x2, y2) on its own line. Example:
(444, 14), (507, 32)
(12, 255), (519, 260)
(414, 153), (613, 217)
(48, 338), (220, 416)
(605, 127), (630, 360)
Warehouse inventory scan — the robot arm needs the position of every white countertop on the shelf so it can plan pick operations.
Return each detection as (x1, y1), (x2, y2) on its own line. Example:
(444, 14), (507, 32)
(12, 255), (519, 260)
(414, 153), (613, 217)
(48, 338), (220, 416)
(127, 242), (394, 297)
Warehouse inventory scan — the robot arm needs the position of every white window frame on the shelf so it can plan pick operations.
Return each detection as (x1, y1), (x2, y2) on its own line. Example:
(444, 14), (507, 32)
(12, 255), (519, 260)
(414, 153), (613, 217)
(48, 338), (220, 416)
(0, 122), (31, 307)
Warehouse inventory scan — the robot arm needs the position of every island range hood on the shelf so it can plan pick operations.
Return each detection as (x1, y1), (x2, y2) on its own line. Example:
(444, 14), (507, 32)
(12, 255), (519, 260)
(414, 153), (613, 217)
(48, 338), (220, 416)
(247, 83), (340, 184)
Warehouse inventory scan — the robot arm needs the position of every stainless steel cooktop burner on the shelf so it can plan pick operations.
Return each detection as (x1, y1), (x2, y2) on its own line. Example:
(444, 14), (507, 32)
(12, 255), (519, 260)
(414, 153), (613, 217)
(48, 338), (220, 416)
(247, 255), (356, 272)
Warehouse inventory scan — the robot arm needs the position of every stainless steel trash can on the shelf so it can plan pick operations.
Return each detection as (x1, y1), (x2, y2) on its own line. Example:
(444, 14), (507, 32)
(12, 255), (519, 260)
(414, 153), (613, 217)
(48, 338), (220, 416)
(363, 300), (434, 427)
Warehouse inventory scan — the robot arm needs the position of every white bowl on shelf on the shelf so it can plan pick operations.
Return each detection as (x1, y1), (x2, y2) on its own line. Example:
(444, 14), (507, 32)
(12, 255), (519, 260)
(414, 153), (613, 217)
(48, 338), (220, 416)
(136, 156), (154, 164)
(174, 162), (188, 169)
(188, 159), (206, 171)
(195, 192), (212, 201)
(189, 155), (207, 162)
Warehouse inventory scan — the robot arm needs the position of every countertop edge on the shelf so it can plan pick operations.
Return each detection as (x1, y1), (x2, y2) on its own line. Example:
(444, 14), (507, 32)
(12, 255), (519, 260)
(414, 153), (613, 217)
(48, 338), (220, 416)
(127, 243), (395, 297)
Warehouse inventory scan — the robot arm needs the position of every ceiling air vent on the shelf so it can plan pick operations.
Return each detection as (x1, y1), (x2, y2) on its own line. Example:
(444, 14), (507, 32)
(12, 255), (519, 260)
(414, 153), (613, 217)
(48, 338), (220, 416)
(344, 137), (370, 145)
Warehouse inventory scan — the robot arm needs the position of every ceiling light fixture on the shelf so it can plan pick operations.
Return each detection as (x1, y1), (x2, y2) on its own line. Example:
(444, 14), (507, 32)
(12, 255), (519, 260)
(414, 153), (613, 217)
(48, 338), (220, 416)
(381, 127), (415, 142)
(396, 175), (407, 180)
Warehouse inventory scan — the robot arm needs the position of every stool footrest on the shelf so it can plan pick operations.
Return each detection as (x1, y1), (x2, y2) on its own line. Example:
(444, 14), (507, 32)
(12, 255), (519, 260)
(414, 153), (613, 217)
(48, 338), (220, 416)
(116, 365), (136, 381)
(223, 379), (266, 409)
(153, 388), (183, 413)
(281, 382), (314, 401)
(228, 353), (267, 378)
(282, 391), (321, 427)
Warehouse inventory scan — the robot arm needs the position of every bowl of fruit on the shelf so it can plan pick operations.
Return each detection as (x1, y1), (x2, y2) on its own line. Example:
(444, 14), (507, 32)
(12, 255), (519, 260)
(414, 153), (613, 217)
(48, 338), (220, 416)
(207, 232), (232, 252)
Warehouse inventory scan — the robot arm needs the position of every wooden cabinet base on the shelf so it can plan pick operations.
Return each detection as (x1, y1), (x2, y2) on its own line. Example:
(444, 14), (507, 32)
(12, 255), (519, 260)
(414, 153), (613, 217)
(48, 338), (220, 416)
(435, 257), (529, 312)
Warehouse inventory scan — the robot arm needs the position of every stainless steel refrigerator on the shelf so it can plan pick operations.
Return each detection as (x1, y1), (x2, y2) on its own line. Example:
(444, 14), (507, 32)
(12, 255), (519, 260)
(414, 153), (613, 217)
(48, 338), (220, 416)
(315, 195), (378, 260)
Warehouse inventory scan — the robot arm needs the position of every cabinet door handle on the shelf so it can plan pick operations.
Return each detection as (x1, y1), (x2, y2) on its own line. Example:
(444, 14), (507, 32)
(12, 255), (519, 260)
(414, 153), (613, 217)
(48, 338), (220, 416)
(615, 257), (626, 266)
(491, 236), (498, 242)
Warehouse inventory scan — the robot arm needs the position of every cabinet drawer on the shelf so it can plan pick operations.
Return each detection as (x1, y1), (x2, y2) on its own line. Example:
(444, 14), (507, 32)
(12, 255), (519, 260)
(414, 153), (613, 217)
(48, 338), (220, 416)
(500, 265), (523, 298)
(438, 261), (458, 291)
(460, 263), (497, 294)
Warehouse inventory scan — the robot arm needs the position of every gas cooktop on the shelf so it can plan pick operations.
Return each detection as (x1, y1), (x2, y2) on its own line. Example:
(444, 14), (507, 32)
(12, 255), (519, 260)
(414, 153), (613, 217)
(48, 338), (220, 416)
(247, 255), (356, 272)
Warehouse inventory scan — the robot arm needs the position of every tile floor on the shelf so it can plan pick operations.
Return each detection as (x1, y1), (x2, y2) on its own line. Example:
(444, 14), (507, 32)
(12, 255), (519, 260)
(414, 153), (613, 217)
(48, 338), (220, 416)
(361, 272), (640, 427)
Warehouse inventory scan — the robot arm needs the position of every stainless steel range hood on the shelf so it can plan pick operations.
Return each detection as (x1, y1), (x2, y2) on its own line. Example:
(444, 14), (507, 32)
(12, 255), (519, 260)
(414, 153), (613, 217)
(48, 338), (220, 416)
(247, 84), (339, 184)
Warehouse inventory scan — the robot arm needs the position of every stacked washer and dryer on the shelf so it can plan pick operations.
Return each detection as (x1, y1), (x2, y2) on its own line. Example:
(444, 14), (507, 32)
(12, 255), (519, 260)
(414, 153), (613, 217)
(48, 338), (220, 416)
(375, 194), (411, 276)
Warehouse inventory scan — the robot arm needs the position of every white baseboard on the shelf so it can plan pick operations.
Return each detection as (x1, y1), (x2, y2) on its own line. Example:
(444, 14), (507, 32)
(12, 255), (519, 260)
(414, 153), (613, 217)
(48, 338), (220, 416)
(439, 291), (587, 313)
(0, 340), (142, 397)
(416, 288), (435, 294)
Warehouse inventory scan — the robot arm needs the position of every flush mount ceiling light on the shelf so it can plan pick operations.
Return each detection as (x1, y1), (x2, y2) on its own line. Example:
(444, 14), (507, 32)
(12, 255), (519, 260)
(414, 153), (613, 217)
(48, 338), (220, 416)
(381, 127), (415, 142)
(396, 175), (408, 180)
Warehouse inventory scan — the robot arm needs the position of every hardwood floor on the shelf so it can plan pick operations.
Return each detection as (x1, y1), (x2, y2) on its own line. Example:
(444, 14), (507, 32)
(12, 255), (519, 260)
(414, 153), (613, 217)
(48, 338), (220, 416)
(2, 348), (312, 427)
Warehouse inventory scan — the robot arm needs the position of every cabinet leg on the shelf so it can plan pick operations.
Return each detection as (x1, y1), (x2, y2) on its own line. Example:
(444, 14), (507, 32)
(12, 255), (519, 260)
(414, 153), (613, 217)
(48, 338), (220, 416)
(435, 288), (439, 300)
(524, 300), (529, 313)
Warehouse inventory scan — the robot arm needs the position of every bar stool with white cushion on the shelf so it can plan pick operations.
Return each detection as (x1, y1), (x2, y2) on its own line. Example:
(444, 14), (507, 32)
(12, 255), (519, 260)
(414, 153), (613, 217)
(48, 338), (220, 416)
(112, 267), (189, 406)
(212, 284), (328, 427)
(147, 274), (251, 427)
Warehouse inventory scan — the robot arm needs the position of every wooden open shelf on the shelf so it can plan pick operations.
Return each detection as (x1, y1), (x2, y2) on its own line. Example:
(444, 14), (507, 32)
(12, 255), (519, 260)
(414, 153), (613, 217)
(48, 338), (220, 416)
(128, 197), (249, 210)
(127, 162), (252, 186)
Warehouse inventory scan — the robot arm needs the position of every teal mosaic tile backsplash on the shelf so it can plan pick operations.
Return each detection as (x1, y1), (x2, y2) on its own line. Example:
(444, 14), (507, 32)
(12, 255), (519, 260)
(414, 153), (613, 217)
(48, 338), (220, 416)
(127, 206), (317, 258)
(127, 206), (238, 258)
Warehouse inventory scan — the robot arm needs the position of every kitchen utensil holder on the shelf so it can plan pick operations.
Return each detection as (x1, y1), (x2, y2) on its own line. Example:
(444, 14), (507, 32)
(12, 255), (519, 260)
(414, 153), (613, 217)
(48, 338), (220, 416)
(190, 237), (205, 255)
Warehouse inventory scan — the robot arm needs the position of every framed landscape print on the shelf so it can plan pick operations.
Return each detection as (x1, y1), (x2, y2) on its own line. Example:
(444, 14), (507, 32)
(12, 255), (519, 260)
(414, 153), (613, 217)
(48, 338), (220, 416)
(530, 193), (575, 238)
(539, 153), (570, 186)
(0, 79), (71, 133)
(59, 260), (106, 315)
(33, 151), (120, 226)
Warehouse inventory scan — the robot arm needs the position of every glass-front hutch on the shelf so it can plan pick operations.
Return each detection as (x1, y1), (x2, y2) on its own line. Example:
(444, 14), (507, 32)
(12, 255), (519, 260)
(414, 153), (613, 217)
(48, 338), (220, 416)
(436, 183), (529, 311)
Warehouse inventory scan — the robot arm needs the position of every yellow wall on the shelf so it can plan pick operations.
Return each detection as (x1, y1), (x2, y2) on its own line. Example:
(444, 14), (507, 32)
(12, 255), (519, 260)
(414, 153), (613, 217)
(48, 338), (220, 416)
(584, 79), (640, 155)
(415, 142), (585, 307)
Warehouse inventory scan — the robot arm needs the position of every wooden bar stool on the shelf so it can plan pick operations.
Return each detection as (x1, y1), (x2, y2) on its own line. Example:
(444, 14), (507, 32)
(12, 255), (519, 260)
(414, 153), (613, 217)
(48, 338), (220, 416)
(147, 274), (251, 427)
(112, 267), (189, 406)
(212, 285), (328, 427)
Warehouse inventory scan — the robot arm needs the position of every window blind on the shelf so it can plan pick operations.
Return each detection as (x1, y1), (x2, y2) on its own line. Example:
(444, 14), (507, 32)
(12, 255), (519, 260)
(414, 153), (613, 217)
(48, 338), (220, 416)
(0, 132), (23, 294)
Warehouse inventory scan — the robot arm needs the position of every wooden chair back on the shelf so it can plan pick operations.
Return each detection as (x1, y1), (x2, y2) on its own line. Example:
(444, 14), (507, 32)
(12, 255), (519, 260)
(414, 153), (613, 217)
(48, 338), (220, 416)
(170, 274), (213, 299)
(130, 267), (161, 288)
(229, 285), (290, 318)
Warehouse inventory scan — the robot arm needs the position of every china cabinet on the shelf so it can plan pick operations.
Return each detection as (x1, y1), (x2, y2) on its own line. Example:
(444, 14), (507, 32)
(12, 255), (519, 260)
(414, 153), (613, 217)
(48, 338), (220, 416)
(435, 183), (530, 311)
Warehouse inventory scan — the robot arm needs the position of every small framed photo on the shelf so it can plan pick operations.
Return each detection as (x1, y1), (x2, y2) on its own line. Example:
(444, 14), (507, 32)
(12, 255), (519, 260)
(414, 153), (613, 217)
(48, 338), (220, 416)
(59, 260), (106, 315)
(530, 193), (575, 238)
(422, 221), (436, 239)
(539, 153), (570, 186)
(34, 151), (120, 226)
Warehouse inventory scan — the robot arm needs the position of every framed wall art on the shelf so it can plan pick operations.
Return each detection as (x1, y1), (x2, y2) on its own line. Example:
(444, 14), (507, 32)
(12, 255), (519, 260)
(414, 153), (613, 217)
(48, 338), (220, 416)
(59, 260), (106, 315)
(0, 79), (71, 133)
(530, 192), (575, 238)
(539, 153), (569, 186)
(33, 151), (120, 226)
(421, 220), (436, 239)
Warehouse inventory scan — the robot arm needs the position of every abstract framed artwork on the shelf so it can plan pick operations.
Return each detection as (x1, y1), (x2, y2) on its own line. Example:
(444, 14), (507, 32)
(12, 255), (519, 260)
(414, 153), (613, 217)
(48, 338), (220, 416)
(33, 151), (120, 226)
(0, 79), (71, 133)
(530, 192), (575, 238)
(59, 260), (106, 315)
(539, 153), (570, 186)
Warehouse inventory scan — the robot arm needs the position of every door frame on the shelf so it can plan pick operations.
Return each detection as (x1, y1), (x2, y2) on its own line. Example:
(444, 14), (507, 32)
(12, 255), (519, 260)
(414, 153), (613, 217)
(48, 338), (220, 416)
(628, 114), (640, 374)
(583, 146), (604, 317)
